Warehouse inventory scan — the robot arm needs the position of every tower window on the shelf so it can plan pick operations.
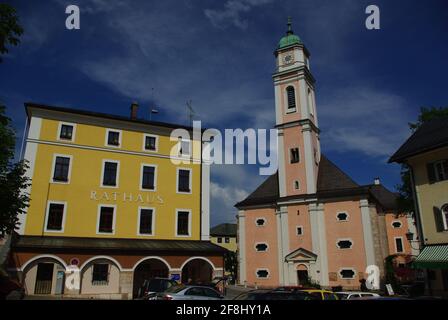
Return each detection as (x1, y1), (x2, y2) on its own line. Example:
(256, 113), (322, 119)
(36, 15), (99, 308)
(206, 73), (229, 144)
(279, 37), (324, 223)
(255, 218), (266, 227)
(395, 237), (404, 253)
(337, 239), (353, 249)
(339, 269), (356, 279)
(290, 148), (300, 163)
(256, 269), (269, 279)
(255, 243), (268, 252)
(336, 212), (349, 222)
(294, 180), (300, 190)
(286, 86), (296, 110)
(296, 226), (303, 236)
(392, 221), (402, 228)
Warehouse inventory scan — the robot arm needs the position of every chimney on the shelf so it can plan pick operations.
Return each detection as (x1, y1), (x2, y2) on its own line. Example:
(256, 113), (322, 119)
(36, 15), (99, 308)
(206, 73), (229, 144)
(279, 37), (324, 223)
(374, 177), (380, 185)
(130, 102), (139, 120)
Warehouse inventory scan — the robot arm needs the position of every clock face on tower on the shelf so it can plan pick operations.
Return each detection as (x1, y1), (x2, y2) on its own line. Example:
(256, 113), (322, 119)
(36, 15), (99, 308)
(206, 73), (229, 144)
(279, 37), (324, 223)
(283, 53), (294, 65)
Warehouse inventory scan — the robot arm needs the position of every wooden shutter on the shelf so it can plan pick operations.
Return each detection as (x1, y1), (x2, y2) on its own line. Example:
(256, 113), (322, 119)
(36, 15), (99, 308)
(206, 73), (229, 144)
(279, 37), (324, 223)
(427, 163), (436, 183)
(433, 206), (444, 232)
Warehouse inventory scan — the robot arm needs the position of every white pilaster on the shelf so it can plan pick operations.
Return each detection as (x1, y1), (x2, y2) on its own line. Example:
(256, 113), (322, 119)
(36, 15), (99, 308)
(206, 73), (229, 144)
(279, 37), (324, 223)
(237, 210), (246, 284)
(302, 124), (317, 194)
(309, 203), (329, 286)
(276, 206), (290, 285)
(201, 158), (210, 241)
(360, 199), (376, 267)
(277, 129), (287, 197)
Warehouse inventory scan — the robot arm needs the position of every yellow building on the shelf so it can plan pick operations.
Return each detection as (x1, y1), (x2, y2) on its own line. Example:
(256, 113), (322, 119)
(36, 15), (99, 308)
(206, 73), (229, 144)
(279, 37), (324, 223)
(210, 223), (237, 252)
(390, 116), (448, 297)
(10, 102), (225, 299)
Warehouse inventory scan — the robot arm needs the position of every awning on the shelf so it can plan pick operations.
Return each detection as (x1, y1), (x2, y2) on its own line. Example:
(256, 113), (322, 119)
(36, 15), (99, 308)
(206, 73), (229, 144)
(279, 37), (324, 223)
(413, 245), (448, 269)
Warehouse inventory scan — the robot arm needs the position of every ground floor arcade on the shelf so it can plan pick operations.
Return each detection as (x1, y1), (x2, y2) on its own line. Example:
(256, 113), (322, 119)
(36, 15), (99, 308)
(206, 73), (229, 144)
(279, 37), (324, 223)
(8, 236), (226, 299)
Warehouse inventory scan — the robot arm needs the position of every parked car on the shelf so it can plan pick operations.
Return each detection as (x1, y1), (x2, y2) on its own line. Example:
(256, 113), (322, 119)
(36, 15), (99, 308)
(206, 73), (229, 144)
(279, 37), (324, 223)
(300, 289), (339, 300)
(0, 275), (25, 300)
(335, 291), (380, 300)
(156, 285), (224, 300)
(234, 289), (318, 300)
(135, 278), (178, 299)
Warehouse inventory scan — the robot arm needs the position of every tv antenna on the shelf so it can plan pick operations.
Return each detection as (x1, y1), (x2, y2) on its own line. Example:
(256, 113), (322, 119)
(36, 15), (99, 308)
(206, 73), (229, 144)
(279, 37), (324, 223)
(186, 100), (195, 125)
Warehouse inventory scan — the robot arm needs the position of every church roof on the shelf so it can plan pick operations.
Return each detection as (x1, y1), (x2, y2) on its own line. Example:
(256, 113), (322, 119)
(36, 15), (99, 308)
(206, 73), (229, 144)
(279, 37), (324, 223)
(277, 18), (302, 49)
(235, 154), (398, 211)
(389, 116), (448, 163)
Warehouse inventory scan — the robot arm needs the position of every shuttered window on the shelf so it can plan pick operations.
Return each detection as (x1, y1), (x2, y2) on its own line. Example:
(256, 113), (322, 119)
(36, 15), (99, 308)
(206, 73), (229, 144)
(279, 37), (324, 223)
(286, 86), (296, 110)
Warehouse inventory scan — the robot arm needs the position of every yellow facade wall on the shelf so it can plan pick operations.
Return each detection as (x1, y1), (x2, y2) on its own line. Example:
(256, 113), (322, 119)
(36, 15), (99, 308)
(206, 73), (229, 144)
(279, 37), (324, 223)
(409, 147), (448, 245)
(24, 117), (202, 240)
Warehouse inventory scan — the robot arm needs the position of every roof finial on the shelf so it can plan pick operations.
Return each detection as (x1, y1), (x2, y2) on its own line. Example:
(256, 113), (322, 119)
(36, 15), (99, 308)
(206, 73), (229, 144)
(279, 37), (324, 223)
(287, 16), (293, 35)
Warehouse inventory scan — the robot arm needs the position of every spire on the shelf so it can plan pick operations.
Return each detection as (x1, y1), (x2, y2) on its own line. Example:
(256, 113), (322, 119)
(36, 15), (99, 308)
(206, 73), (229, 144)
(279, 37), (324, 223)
(286, 16), (293, 35)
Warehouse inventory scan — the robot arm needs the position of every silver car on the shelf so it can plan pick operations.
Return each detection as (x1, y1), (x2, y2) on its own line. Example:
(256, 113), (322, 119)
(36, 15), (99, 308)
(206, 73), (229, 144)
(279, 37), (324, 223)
(156, 285), (224, 300)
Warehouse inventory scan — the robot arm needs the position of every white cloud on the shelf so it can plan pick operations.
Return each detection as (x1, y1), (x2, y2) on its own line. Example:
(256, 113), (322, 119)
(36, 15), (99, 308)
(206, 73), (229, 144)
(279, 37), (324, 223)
(204, 0), (274, 30)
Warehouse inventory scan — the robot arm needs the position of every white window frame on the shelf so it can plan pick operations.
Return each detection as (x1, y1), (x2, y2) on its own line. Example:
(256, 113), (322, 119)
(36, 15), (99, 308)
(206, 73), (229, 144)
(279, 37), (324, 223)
(338, 268), (356, 280)
(178, 138), (191, 157)
(176, 167), (192, 194)
(255, 268), (270, 279)
(391, 220), (402, 229)
(336, 238), (354, 250)
(44, 201), (67, 233)
(394, 237), (404, 253)
(105, 128), (122, 148)
(296, 225), (304, 236)
(255, 217), (266, 227)
(57, 122), (76, 142)
(96, 204), (117, 235)
(175, 209), (192, 238)
(100, 159), (120, 188)
(137, 207), (156, 236)
(50, 154), (73, 184)
(254, 242), (269, 252)
(336, 211), (350, 222)
(142, 134), (159, 153)
(140, 164), (157, 192)
(442, 204), (448, 231)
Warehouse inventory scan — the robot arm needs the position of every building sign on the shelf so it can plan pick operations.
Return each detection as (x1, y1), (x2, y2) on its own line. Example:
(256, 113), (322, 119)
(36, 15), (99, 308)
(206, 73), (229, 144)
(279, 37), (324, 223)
(90, 191), (164, 204)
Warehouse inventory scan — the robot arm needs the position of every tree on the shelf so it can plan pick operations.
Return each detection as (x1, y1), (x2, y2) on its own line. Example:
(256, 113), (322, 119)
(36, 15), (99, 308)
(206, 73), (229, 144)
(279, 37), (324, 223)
(0, 105), (30, 235)
(396, 107), (448, 213)
(0, 3), (24, 62)
(224, 251), (237, 283)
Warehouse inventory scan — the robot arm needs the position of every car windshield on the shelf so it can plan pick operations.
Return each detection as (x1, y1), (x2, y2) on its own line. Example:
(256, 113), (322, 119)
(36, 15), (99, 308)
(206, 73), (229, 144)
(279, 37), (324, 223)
(147, 279), (171, 292)
(164, 285), (186, 294)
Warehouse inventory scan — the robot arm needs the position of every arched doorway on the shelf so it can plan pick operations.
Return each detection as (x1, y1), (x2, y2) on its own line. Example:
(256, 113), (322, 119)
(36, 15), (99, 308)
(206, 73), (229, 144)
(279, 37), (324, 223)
(296, 264), (309, 286)
(22, 256), (67, 295)
(79, 257), (121, 296)
(133, 258), (170, 298)
(181, 258), (213, 284)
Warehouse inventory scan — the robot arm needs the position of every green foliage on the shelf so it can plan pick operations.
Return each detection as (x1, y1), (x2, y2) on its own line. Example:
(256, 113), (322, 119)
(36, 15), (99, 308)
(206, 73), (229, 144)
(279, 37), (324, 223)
(395, 106), (448, 214)
(0, 3), (24, 62)
(224, 251), (237, 279)
(0, 105), (30, 234)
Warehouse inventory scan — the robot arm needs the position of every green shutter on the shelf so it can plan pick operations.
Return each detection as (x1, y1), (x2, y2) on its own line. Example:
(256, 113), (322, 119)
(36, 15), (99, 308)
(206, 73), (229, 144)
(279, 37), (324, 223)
(433, 206), (445, 232)
(427, 163), (436, 183)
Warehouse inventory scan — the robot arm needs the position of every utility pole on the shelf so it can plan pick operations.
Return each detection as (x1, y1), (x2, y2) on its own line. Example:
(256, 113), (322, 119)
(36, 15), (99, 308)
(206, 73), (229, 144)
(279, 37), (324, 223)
(186, 100), (195, 126)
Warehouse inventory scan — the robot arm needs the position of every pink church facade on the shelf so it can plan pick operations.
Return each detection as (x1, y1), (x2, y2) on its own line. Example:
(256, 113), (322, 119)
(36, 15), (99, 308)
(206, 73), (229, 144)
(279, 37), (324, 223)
(235, 21), (417, 290)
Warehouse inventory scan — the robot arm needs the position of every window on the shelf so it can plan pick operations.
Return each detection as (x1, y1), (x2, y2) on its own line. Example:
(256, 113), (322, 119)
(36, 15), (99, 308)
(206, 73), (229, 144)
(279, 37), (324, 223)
(53, 156), (71, 182)
(59, 124), (74, 140)
(294, 180), (300, 190)
(106, 130), (121, 147)
(337, 240), (353, 249)
(339, 269), (356, 279)
(255, 243), (268, 252)
(102, 161), (118, 187)
(255, 218), (266, 227)
(427, 160), (448, 183)
(144, 135), (157, 151)
(141, 165), (156, 190)
(290, 148), (300, 163)
(138, 208), (154, 235)
(286, 86), (296, 110)
(179, 139), (191, 156)
(392, 221), (402, 228)
(217, 237), (222, 243)
(177, 169), (191, 193)
(46, 203), (65, 231)
(336, 212), (348, 222)
(256, 269), (269, 279)
(176, 211), (190, 236)
(296, 226), (303, 236)
(225, 237), (230, 243)
(395, 237), (404, 253)
(98, 206), (115, 234)
(443, 205), (448, 231)
(92, 264), (109, 285)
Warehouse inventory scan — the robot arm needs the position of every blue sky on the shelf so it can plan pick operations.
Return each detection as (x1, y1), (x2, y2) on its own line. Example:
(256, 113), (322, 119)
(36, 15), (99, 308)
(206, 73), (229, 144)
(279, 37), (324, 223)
(1, 0), (448, 226)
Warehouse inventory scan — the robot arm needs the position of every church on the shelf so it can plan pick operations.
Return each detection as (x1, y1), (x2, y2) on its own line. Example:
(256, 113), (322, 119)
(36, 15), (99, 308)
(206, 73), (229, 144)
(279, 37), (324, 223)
(235, 20), (417, 289)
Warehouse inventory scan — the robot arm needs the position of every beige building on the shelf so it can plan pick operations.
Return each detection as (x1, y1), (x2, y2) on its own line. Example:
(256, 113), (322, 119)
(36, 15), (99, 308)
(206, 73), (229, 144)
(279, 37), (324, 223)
(390, 116), (448, 297)
(210, 223), (237, 252)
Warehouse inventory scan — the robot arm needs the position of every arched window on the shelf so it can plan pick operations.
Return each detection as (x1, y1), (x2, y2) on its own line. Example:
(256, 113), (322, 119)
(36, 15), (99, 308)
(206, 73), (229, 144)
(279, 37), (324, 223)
(286, 86), (296, 110)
